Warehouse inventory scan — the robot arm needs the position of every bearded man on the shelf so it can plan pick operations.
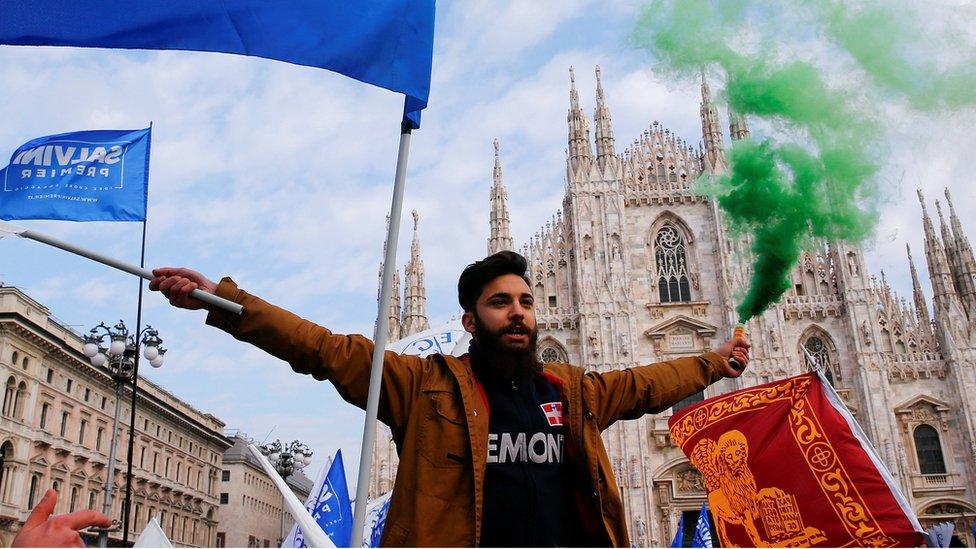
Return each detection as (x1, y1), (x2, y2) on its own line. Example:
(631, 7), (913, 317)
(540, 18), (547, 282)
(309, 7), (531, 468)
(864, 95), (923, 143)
(151, 251), (750, 547)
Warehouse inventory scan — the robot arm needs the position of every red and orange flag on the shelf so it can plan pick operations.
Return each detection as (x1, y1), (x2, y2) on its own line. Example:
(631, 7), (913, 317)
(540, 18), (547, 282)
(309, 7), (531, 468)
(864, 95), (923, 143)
(668, 372), (924, 547)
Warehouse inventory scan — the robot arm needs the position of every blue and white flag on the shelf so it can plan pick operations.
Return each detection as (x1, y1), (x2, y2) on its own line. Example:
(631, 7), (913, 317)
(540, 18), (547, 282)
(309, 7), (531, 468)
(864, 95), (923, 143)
(691, 503), (713, 548)
(361, 491), (392, 548)
(0, 1), (434, 128)
(387, 319), (468, 357)
(670, 512), (685, 548)
(0, 128), (150, 221)
(285, 450), (353, 548)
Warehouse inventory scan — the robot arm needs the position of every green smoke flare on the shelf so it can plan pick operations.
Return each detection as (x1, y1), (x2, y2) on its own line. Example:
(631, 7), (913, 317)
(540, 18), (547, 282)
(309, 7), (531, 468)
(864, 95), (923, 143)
(633, 0), (976, 322)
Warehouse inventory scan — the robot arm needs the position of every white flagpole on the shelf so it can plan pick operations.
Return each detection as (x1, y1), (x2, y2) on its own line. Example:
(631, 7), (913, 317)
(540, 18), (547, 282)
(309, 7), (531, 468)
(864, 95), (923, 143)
(351, 121), (412, 543)
(247, 445), (335, 548)
(0, 220), (242, 314)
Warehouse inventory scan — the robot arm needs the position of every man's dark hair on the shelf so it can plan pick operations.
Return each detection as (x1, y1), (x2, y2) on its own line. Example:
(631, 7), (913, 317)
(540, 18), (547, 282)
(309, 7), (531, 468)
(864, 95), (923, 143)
(458, 251), (530, 312)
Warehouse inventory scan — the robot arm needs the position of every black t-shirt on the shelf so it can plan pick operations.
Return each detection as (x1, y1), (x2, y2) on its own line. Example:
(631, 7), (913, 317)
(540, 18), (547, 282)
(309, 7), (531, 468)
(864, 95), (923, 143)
(479, 372), (580, 547)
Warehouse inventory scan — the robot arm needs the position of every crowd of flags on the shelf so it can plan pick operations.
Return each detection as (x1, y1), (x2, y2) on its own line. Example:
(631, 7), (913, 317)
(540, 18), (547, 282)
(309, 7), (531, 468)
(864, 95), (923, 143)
(283, 449), (389, 548)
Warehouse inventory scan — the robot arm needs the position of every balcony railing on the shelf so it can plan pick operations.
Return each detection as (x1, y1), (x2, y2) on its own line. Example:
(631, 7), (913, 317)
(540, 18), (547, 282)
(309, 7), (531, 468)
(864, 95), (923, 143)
(911, 473), (964, 493)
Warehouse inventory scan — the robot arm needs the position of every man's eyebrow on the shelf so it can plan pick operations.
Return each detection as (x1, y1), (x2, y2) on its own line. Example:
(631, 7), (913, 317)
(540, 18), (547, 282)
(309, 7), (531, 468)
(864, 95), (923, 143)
(486, 291), (534, 301)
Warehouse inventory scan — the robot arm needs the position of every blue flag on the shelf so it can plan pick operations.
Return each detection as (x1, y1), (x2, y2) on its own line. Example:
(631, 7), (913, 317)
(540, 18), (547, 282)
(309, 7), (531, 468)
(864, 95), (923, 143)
(691, 503), (713, 548)
(0, 1), (435, 128)
(290, 450), (353, 548)
(670, 512), (685, 548)
(0, 128), (150, 221)
(318, 450), (354, 547)
(364, 492), (392, 547)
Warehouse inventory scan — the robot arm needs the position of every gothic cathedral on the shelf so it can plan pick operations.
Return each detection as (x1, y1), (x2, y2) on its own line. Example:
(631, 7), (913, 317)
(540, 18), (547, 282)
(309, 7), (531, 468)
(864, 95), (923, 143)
(375, 66), (976, 546)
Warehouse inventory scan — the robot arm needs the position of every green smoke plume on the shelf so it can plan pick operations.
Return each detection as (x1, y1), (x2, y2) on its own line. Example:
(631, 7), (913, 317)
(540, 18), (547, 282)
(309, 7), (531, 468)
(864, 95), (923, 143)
(633, 0), (976, 322)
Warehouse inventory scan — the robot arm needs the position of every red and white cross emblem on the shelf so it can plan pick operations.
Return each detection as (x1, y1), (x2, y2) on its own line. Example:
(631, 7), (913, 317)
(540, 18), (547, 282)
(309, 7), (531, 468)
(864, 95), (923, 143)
(540, 402), (563, 427)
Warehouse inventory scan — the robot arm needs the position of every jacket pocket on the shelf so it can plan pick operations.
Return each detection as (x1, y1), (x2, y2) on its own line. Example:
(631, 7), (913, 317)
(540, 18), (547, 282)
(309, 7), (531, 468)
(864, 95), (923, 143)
(418, 389), (471, 468)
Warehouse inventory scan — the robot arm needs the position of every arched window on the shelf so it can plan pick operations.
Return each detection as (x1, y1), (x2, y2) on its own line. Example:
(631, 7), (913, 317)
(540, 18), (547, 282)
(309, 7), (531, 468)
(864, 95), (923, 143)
(546, 271), (557, 308)
(27, 474), (39, 510)
(803, 336), (834, 384)
(11, 352), (18, 367)
(21, 356), (28, 371)
(2, 377), (15, 417)
(655, 224), (691, 303)
(913, 425), (947, 474)
(0, 442), (11, 497)
(13, 381), (27, 420)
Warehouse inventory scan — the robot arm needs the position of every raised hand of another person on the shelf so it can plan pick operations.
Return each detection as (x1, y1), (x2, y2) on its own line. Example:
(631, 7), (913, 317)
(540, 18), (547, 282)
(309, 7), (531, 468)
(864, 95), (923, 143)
(12, 489), (112, 548)
(149, 267), (218, 310)
(714, 335), (751, 378)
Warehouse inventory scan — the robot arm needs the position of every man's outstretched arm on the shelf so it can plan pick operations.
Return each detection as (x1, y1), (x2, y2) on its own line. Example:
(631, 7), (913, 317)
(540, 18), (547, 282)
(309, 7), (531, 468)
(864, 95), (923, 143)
(149, 267), (423, 429)
(587, 337), (751, 431)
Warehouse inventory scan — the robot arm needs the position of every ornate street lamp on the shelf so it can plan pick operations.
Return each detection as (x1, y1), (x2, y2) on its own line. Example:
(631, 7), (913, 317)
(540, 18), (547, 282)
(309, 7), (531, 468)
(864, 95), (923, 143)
(83, 321), (165, 548)
(260, 440), (313, 544)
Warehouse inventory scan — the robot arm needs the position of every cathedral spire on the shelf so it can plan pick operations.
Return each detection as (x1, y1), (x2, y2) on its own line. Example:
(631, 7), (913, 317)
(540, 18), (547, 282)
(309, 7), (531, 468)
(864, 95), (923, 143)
(945, 188), (970, 249)
(935, 199), (958, 270)
(907, 243), (931, 328)
(700, 69), (727, 172)
(944, 188), (976, 320)
(918, 190), (964, 315)
(728, 109), (750, 141)
(378, 215), (401, 341)
(488, 138), (514, 254)
(402, 210), (430, 336)
(593, 65), (617, 167)
(567, 66), (592, 178)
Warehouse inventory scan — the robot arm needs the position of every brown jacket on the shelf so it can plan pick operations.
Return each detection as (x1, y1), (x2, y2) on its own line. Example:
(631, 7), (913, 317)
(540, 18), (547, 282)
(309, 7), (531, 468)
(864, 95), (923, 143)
(206, 279), (728, 547)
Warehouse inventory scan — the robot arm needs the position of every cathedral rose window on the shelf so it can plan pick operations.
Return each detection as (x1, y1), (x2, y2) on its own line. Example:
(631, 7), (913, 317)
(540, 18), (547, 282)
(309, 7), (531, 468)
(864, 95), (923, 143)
(540, 347), (561, 364)
(655, 224), (691, 303)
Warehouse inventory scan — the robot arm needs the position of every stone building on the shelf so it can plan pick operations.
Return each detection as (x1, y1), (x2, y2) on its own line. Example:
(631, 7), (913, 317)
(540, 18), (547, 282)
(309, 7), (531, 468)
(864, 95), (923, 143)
(499, 66), (976, 546)
(0, 283), (232, 547)
(214, 433), (312, 548)
(371, 65), (976, 546)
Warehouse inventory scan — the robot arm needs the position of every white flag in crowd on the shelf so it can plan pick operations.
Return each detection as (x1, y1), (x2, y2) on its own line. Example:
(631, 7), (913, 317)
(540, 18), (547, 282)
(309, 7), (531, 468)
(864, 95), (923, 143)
(133, 516), (173, 548)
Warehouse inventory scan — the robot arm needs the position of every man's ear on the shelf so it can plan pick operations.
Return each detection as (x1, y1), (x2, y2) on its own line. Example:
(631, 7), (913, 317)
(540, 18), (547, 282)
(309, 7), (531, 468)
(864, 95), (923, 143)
(462, 311), (476, 334)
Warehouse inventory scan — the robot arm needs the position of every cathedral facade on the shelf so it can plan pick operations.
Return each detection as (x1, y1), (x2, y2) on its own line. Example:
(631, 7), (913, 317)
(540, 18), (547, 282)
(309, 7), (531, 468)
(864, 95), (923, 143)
(374, 66), (976, 546)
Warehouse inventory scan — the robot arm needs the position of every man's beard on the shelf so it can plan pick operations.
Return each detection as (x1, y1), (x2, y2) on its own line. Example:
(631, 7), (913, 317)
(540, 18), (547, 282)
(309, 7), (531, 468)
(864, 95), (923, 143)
(468, 314), (541, 384)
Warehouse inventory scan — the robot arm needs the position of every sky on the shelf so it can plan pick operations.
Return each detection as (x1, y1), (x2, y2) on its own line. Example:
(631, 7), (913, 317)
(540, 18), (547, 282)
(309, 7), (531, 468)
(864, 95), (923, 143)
(1, 0), (974, 488)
